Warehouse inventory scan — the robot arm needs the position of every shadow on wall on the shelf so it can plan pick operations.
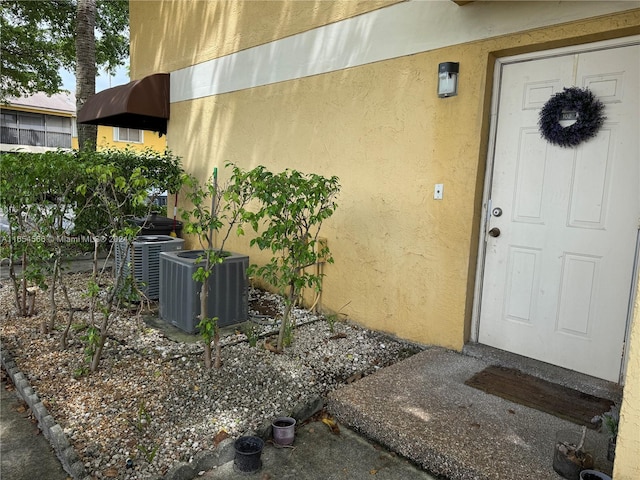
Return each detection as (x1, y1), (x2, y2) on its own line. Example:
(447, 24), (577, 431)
(130, 0), (401, 79)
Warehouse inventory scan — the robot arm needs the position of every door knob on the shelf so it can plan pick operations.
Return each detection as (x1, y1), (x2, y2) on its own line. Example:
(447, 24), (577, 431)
(488, 227), (501, 238)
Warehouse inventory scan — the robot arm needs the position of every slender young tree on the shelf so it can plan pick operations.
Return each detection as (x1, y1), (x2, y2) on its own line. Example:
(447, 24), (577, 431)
(181, 164), (259, 369)
(248, 169), (340, 352)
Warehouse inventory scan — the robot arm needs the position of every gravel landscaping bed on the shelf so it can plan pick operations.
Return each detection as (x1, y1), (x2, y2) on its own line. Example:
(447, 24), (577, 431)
(0, 272), (422, 479)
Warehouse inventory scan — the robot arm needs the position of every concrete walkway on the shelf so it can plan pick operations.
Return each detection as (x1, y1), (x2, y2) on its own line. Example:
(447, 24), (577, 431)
(1, 371), (69, 480)
(327, 346), (618, 480)
(200, 420), (436, 480)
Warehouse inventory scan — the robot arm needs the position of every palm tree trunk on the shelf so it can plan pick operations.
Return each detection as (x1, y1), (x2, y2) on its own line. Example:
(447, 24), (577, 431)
(76, 0), (97, 151)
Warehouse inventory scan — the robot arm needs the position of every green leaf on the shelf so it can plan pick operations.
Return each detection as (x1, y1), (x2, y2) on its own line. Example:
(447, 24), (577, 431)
(1, 0), (129, 102)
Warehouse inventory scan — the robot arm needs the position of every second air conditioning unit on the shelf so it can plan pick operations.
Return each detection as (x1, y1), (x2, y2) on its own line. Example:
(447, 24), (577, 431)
(159, 250), (249, 334)
(115, 235), (185, 300)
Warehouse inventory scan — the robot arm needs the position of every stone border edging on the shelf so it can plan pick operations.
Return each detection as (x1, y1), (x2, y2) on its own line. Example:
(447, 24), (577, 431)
(1, 340), (91, 480)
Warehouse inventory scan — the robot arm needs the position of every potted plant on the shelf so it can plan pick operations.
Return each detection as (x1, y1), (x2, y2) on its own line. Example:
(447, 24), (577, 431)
(594, 404), (619, 462)
(552, 426), (594, 480)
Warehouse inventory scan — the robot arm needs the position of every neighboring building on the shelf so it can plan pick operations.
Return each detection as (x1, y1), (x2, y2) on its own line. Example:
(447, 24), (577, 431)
(97, 124), (166, 153)
(1, 92), (166, 153)
(81, 1), (639, 478)
(1, 92), (75, 152)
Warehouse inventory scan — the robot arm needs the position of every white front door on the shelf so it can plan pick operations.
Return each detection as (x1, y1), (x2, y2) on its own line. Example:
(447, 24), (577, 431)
(478, 42), (640, 382)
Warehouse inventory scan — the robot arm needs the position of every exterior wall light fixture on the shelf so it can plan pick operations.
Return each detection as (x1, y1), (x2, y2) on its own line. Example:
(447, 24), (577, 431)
(438, 62), (459, 98)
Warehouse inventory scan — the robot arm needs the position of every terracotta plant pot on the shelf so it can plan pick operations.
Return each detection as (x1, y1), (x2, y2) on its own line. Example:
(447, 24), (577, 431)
(272, 416), (296, 446)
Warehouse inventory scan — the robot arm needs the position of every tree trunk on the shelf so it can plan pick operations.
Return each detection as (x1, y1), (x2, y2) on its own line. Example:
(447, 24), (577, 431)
(21, 252), (27, 315)
(90, 336), (105, 373)
(214, 328), (221, 369)
(200, 282), (212, 369)
(203, 342), (212, 370)
(90, 320), (107, 373)
(75, 0), (97, 151)
(48, 257), (59, 332)
(277, 283), (297, 352)
(59, 270), (75, 350)
(8, 260), (20, 314)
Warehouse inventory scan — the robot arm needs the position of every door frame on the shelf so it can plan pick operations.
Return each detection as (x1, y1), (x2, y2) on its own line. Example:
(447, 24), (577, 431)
(470, 35), (640, 383)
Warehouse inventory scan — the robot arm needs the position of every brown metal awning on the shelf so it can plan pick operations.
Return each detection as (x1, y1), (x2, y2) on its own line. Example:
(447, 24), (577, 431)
(77, 73), (169, 135)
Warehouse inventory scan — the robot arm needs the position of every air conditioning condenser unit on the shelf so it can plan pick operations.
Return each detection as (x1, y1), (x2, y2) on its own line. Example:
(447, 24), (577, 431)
(115, 235), (185, 300)
(159, 250), (249, 333)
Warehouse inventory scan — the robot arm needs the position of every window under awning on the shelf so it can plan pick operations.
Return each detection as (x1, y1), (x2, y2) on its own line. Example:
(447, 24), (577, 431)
(77, 73), (170, 135)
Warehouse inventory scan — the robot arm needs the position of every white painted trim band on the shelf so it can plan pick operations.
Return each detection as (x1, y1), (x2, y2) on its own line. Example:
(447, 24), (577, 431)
(170, 0), (639, 103)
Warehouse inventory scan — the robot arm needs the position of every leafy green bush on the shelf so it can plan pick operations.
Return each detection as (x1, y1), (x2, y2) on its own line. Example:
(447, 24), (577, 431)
(73, 147), (183, 239)
(0, 148), (184, 369)
(247, 168), (340, 351)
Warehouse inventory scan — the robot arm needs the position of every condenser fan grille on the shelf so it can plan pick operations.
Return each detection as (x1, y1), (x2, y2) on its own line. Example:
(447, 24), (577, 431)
(115, 235), (184, 300)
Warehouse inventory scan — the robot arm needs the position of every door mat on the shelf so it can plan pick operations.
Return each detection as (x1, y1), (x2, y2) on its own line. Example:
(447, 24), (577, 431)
(465, 365), (614, 428)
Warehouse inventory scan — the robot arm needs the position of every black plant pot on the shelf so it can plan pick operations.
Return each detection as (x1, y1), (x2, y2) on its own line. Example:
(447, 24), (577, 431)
(607, 437), (616, 462)
(234, 436), (264, 473)
(580, 470), (612, 480)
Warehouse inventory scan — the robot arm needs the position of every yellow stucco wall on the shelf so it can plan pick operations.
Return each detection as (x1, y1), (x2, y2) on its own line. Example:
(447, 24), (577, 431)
(130, 3), (640, 475)
(95, 125), (167, 152)
(130, 0), (401, 79)
(152, 10), (640, 351)
(615, 274), (640, 479)
(168, 56), (477, 349)
(69, 126), (166, 151)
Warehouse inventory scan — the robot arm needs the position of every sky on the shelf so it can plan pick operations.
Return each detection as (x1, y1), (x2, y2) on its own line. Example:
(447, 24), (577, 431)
(60, 63), (130, 93)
